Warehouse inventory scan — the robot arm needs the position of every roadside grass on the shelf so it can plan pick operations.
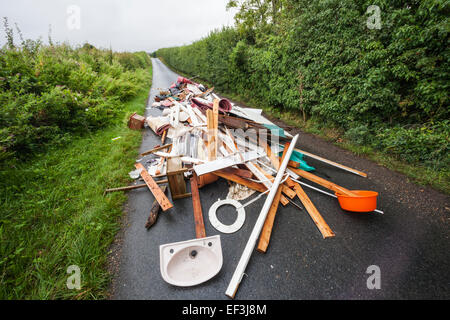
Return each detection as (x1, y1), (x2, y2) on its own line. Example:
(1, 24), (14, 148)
(0, 71), (151, 299)
(159, 58), (449, 194)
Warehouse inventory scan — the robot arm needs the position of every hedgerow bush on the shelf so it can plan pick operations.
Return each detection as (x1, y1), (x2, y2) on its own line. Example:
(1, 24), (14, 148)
(156, 0), (449, 169)
(375, 121), (450, 169)
(0, 20), (151, 160)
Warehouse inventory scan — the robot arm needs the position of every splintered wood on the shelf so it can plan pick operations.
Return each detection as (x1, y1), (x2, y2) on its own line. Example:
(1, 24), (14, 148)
(206, 100), (219, 161)
(146, 185), (167, 229)
(257, 185), (283, 253)
(212, 99), (219, 158)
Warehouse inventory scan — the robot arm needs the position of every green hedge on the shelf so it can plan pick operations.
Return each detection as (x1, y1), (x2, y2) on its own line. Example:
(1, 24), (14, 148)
(0, 29), (151, 161)
(157, 0), (449, 169)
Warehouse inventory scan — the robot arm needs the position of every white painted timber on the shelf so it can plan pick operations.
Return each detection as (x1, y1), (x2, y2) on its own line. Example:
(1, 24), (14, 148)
(193, 151), (262, 176)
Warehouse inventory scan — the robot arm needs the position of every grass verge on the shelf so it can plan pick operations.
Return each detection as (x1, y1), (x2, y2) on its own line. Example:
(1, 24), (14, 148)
(0, 70), (151, 299)
(158, 58), (449, 194)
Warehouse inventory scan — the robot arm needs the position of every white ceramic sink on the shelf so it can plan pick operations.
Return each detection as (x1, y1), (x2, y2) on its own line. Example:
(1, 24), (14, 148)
(159, 235), (223, 286)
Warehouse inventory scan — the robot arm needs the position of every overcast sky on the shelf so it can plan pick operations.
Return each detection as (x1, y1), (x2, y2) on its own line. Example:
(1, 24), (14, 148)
(0, 0), (237, 52)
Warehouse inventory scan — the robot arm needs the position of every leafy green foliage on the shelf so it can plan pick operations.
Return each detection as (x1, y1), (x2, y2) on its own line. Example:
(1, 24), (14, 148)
(0, 23), (153, 298)
(157, 0), (449, 169)
(0, 26), (151, 161)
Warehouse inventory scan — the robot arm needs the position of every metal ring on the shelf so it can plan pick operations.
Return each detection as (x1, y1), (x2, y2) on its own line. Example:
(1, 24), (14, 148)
(208, 199), (246, 234)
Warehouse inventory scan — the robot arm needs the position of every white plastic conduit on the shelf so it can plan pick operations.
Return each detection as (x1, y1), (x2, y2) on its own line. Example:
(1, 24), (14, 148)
(225, 134), (299, 299)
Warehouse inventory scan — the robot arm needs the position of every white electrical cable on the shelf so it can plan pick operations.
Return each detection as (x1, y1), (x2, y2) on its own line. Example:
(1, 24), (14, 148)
(256, 159), (277, 174)
(235, 189), (270, 210)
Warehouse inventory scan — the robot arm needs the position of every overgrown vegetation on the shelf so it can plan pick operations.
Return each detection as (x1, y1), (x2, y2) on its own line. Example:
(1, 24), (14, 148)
(156, 1), (449, 191)
(0, 90), (150, 299)
(0, 18), (151, 161)
(0, 20), (152, 298)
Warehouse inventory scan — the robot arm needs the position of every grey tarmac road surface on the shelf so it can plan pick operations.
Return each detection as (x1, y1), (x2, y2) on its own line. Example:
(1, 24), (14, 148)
(109, 58), (450, 300)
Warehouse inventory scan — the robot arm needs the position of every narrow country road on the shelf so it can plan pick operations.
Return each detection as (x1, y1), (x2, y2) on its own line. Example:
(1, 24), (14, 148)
(109, 58), (450, 300)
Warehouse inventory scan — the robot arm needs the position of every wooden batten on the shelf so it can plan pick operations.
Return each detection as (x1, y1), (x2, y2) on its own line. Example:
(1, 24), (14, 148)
(293, 183), (335, 239)
(135, 163), (173, 211)
(256, 142), (291, 253)
(190, 172), (206, 239)
(294, 148), (367, 178)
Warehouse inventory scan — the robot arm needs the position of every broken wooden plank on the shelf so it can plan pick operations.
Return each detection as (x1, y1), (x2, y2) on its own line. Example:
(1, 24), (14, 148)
(213, 99), (219, 159)
(284, 176), (296, 188)
(221, 167), (253, 179)
(206, 109), (216, 160)
(282, 185), (296, 199)
(219, 144), (230, 157)
(288, 160), (300, 168)
(293, 183), (335, 239)
(218, 114), (248, 129)
(279, 196), (289, 206)
(190, 172), (206, 238)
(257, 184), (283, 253)
(256, 142), (291, 253)
(135, 163), (173, 211)
(145, 185), (167, 229)
(161, 129), (168, 144)
(104, 180), (168, 194)
(165, 168), (189, 176)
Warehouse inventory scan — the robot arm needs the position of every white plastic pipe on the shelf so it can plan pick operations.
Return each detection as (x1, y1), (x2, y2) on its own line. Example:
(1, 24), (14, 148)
(292, 178), (384, 215)
(225, 134), (299, 299)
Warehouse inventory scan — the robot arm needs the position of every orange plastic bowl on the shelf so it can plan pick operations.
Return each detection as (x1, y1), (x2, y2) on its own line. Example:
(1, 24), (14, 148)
(335, 190), (378, 213)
